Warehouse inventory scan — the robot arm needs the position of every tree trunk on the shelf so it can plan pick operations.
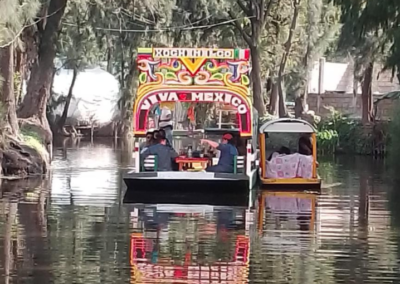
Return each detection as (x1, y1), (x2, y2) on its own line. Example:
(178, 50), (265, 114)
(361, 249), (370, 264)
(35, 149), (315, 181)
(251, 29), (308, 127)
(278, 80), (287, 117)
(269, 82), (279, 115)
(229, 1), (274, 117)
(296, 30), (312, 119)
(277, 0), (301, 118)
(0, 44), (19, 135)
(18, 0), (67, 131)
(294, 76), (308, 118)
(276, 73), (286, 118)
(58, 68), (78, 130)
(106, 33), (113, 74)
(250, 46), (267, 116)
(106, 47), (113, 73)
(361, 62), (374, 124)
(120, 61), (137, 140)
(294, 89), (304, 118)
(15, 25), (38, 106)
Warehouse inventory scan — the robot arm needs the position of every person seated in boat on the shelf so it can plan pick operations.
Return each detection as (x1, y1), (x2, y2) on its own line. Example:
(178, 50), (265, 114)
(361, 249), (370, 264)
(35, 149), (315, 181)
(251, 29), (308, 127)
(201, 133), (238, 173)
(298, 134), (319, 167)
(141, 131), (178, 171)
(140, 130), (155, 154)
(267, 146), (291, 161)
(158, 128), (177, 170)
(298, 134), (313, 155)
(158, 128), (172, 148)
(153, 130), (160, 142)
(159, 107), (173, 146)
(235, 136), (247, 156)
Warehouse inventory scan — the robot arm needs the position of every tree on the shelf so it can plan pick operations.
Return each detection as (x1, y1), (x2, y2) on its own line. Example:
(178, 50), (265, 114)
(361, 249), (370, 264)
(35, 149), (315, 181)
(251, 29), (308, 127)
(55, 0), (102, 132)
(76, 0), (237, 138)
(0, 0), (40, 135)
(332, 0), (398, 123)
(276, 0), (302, 117)
(0, 45), (18, 135)
(57, 68), (78, 131)
(288, 0), (340, 117)
(228, 0), (274, 116)
(18, 0), (67, 139)
(82, 0), (170, 138)
(228, 0), (336, 118)
(337, 22), (383, 124)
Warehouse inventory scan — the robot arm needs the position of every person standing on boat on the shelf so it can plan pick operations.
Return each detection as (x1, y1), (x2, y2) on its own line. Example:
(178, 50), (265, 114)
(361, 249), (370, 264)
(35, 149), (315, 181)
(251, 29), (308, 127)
(201, 133), (238, 173)
(141, 131), (178, 171)
(158, 128), (172, 148)
(159, 107), (173, 146)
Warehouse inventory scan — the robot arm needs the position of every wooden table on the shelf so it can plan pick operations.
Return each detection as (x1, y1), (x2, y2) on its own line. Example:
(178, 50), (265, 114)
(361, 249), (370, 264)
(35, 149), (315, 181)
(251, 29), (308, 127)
(175, 157), (210, 171)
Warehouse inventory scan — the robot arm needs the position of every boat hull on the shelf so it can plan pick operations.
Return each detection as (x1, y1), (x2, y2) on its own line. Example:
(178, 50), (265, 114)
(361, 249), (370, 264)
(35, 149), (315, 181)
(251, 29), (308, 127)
(123, 187), (250, 206)
(123, 171), (252, 194)
(260, 178), (321, 191)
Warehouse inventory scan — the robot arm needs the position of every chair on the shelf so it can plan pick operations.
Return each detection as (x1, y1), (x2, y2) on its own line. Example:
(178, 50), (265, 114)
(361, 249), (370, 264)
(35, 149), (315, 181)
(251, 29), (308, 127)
(233, 156), (245, 174)
(141, 155), (158, 171)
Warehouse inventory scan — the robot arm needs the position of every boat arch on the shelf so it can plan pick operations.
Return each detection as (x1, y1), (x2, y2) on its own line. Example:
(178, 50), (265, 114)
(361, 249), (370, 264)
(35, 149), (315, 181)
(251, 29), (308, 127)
(133, 47), (253, 137)
(133, 86), (253, 136)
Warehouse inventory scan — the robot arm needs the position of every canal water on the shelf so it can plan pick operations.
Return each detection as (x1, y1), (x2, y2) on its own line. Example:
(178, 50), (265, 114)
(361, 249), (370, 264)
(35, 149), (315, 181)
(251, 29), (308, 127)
(1, 139), (400, 284)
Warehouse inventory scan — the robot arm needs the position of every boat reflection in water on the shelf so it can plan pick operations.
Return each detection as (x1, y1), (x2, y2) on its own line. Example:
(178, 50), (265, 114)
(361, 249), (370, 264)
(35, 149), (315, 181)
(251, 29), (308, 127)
(258, 191), (318, 232)
(129, 205), (250, 284)
(257, 191), (320, 255)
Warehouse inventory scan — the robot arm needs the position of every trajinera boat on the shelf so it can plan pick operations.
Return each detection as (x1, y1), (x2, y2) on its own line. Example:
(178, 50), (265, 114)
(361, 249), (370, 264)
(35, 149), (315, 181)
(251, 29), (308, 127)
(124, 47), (259, 192)
(258, 118), (321, 190)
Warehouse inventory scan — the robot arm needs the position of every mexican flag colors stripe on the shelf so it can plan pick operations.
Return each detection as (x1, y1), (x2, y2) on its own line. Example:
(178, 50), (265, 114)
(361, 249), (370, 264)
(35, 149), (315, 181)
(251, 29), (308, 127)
(234, 49), (250, 60)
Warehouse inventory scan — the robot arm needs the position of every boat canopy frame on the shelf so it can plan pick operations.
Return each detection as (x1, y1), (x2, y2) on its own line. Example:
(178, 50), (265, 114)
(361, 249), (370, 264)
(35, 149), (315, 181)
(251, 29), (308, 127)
(259, 118), (316, 134)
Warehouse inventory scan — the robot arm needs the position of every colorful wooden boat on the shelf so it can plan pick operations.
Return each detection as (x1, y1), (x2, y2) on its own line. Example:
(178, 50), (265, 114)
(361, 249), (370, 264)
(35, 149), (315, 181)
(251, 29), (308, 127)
(259, 118), (321, 190)
(124, 47), (259, 192)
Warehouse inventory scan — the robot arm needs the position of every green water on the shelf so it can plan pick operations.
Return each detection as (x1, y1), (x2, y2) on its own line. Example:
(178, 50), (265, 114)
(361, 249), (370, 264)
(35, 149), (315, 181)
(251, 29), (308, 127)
(0, 139), (399, 284)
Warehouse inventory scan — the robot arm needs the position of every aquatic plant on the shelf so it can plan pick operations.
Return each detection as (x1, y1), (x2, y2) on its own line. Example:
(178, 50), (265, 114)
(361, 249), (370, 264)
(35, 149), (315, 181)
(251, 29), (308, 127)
(316, 109), (374, 155)
(317, 129), (338, 154)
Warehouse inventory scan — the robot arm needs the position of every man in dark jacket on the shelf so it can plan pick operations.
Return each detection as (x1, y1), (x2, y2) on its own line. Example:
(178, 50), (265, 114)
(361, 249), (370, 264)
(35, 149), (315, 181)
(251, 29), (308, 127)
(141, 132), (178, 171)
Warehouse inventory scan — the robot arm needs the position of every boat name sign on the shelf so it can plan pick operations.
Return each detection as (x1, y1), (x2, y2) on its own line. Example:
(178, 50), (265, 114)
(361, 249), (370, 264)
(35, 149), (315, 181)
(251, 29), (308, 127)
(140, 92), (248, 114)
(153, 48), (234, 59)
